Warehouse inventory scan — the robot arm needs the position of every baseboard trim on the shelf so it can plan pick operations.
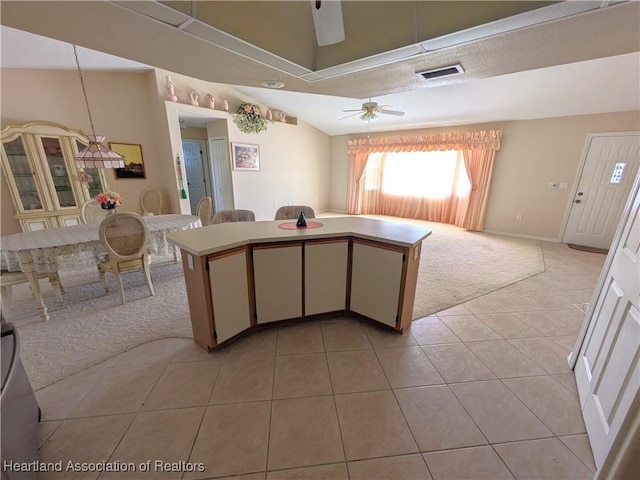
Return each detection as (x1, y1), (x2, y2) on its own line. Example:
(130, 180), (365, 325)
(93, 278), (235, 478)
(483, 230), (560, 243)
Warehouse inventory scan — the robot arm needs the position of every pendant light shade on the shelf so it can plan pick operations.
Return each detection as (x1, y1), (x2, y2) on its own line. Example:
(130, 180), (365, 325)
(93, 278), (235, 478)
(75, 135), (125, 168)
(72, 45), (124, 169)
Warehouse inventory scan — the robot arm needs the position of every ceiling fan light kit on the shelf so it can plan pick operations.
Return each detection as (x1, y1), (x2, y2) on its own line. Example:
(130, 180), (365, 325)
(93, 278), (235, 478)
(342, 98), (406, 122)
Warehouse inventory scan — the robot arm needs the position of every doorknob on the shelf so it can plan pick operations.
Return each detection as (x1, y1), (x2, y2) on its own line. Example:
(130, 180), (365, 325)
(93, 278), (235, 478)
(575, 199), (582, 204)
(577, 192), (583, 196)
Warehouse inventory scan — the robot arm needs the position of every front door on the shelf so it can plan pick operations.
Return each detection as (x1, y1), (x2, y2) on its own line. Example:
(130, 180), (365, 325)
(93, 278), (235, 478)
(182, 140), (208, 214)
(573, 169), (639, 472)
(562, 133), (640, 249)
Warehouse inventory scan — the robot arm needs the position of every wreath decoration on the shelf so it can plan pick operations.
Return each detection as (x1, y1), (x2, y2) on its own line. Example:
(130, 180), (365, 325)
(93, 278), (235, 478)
(233, 101), (269, 134)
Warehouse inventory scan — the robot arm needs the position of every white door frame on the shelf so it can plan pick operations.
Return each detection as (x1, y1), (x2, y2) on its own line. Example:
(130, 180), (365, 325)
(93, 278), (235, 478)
(560, 131), (640, 246)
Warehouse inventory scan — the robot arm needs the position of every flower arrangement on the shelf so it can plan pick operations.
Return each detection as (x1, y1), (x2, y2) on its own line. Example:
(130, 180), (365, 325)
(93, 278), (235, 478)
(96, 191), (123, 210)
(79, 170), (93, 186)
(233, 101), (269, 134)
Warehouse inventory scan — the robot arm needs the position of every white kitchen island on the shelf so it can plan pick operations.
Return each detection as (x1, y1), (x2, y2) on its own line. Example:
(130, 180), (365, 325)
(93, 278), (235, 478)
(167, 216), (431, 351)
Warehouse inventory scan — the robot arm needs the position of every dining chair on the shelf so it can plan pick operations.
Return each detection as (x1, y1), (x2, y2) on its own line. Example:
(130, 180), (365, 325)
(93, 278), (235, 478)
(0, 270), (65, 316)
(98, 212), (155, 304)
(140, 188), (163, 216)
(195, 196), (213, 226)
(80, 199), (109, 225)
(274, 205), (315, 220)
(213, 209), (256, 224)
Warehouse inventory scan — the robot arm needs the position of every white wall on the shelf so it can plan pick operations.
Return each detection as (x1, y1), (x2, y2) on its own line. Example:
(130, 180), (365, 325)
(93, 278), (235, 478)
(155, 69), (331, 220)
(329, 111), (640, 240)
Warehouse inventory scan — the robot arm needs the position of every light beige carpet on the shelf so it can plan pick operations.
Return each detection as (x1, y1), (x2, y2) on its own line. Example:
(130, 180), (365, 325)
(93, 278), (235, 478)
(7, 218), (544, 390)
(409, 219), (545, 318)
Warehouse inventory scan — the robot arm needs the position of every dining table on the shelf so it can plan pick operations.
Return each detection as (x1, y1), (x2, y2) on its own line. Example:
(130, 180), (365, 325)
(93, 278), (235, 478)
(0, 214), (202, 321)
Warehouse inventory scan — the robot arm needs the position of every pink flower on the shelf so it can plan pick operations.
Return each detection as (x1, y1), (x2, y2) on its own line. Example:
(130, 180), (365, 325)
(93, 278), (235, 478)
(96, 191), (123, 207)
(243, 104), (252, 113)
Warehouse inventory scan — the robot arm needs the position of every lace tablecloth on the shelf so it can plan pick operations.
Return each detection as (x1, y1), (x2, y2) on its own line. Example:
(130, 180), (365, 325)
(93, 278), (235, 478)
(1, 214), (201, 273)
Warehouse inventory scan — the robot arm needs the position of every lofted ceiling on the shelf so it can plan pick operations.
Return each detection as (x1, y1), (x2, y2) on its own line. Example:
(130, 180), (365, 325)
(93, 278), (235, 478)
(1, 1), (639, 135)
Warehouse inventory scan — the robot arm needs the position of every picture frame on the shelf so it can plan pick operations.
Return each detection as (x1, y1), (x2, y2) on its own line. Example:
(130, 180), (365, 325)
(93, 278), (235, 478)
(231, 142), (260, 171)
(110, 143), (146, 179)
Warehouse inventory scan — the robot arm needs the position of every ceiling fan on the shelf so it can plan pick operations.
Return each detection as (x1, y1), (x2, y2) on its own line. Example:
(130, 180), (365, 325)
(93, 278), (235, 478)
(341, 99), (406, 122)
(310, 0), (345, 46)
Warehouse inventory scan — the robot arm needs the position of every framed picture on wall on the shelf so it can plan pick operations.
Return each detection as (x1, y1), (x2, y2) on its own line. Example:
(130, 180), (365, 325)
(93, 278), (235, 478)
(231, 142), (260, 171)
(110, 142), (146, 179)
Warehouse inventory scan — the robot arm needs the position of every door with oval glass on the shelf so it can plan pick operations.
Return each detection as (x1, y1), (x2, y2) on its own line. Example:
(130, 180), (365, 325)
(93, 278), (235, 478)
(562, 133), (640, 250)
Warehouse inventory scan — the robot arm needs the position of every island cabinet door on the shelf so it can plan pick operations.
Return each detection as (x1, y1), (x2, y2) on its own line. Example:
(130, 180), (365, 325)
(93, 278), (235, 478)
(208, 249), (252, 344)
(253, 243), (303, 323)
(305, 239), (349, 315)
(350, 240), (404, 328)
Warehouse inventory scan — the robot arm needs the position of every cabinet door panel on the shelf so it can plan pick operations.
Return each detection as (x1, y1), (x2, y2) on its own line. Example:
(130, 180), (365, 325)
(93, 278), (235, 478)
(2, 136), (44, 211)
(351, 242), (403, 327)
(305, 241), (348, 315)
(39, 136), (78, 208)
(209, 251), (251, 343)
(253, 245), (302, 323)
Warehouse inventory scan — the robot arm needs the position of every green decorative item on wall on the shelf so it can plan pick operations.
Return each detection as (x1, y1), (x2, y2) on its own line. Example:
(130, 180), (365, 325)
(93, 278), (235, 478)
(176, 154), (188, 199)
(233, 101), (269, 134)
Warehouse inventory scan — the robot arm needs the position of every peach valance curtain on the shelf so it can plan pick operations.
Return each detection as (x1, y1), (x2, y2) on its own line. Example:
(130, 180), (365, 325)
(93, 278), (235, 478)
(347, 130), (502, 231)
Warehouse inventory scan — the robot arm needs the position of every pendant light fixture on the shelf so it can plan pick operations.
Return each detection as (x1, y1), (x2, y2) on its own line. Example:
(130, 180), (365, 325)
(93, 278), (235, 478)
(73, 45), (125, 169)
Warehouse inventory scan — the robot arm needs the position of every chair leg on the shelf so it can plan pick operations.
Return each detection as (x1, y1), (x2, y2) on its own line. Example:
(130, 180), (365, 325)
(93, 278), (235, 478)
(113, 268), (126, 305)
(142, 262), (155, 297)
(48, 273), (65, 308)
(1, 285), (12, 315)
(99, 267), (109, 293)
(173, 245), (180, 263)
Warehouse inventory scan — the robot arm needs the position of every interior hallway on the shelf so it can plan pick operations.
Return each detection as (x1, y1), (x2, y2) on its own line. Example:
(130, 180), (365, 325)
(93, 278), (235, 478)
(34, 241), (606, 479)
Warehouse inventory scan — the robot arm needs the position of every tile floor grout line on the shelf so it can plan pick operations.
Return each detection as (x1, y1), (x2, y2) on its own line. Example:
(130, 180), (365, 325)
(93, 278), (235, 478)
(32, 240), (604, 479)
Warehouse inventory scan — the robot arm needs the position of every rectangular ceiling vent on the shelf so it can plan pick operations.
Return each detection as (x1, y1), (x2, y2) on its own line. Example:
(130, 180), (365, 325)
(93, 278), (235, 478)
(417, 64), (464, 80)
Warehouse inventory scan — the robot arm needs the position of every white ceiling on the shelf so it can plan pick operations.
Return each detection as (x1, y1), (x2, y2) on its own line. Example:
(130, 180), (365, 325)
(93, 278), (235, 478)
(2, 13), (639, 137)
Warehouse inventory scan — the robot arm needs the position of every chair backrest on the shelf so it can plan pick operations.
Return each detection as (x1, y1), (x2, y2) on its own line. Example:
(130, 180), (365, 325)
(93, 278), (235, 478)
(140, 188), (163, 216)
(274, 205), (315, 220)
(81, 199), (109, 224)
(99, 212), (149, 262)
(195, 196), (213, 226)
(213, 209), (256, 224)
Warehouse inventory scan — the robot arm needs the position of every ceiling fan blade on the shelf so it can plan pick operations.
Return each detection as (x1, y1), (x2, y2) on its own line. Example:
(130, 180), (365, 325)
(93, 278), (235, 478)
(310, 0), (345, 46)
(379, 109), (405, 116)
(339, 111), (364, 120)
(342, 109), (364, 112)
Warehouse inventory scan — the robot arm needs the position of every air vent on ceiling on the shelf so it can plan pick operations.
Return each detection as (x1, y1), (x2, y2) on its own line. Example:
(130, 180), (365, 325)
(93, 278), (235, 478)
(417, 64), (464, 80)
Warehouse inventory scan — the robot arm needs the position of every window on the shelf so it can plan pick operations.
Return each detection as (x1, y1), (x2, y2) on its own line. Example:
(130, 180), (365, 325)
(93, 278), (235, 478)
(363, 150), (470, 199)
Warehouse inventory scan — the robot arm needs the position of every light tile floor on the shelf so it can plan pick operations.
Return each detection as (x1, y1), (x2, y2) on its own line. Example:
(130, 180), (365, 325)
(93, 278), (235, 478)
(35, 241), (606, 479)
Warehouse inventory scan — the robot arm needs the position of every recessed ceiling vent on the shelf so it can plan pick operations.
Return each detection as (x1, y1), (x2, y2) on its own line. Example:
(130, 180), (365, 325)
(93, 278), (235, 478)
(417, 64), (464, 80)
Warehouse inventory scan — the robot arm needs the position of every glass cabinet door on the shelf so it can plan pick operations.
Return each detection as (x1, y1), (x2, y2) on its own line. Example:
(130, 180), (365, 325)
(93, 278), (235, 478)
(75, 139), (105, 198)
(40, 136), (77, 208)
(3, 136), (43, 211)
